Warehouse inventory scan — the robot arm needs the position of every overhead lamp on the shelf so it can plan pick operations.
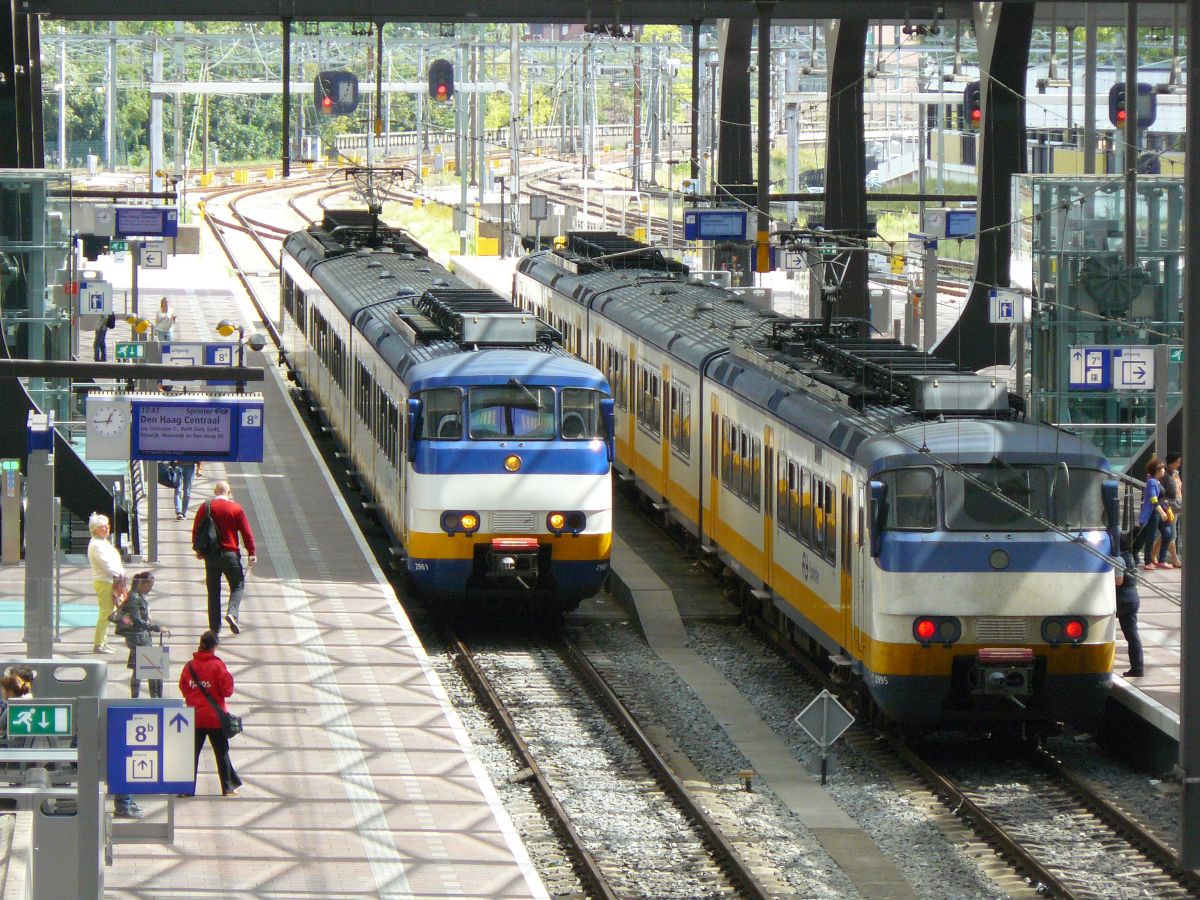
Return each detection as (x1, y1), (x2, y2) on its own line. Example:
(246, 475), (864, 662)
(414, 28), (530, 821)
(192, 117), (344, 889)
(215, 319), (239, 338)
(125, 315), (151, 334)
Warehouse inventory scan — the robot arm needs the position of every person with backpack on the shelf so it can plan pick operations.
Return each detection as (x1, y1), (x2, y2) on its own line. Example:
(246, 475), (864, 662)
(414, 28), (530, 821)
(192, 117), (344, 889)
(192, 480), (257, 635)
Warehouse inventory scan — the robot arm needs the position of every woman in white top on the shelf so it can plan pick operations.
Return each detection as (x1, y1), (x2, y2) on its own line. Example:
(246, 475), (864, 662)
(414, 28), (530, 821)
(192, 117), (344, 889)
(86, 513), (124, 654)
(154, 297), (176, 342)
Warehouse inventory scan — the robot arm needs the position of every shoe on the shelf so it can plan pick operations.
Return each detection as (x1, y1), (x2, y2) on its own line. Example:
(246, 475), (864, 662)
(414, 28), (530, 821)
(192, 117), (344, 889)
(94, 644), (114, 654)
(1123, 669), (1145, 678)
(225, 614), (240, 635)
(114, 805), (144, 819)
(1160, 562), (1175, 569)
(176, 512), (184, 520)
(1144, 563), (1159, 570)
(176, 793), (194, 798)
(222, 788), (239, 797)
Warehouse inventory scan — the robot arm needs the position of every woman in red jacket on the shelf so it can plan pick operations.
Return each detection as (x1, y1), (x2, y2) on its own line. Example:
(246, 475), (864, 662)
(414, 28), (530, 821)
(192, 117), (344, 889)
(178, 631), (242, 796)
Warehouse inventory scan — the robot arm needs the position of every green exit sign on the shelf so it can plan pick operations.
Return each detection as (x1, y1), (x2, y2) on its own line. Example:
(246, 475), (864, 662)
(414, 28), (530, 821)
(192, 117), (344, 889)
(7, 702), (73, 737)
(110, 239), (128, 252)
(1170, 347), (1183, 364)
(115, 342), (145, 361)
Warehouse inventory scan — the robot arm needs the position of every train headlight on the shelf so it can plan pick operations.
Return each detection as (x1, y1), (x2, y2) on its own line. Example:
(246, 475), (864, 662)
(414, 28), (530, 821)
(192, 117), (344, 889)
(440, 510), (481, 535)
(1041, 616), (1088, 646)
(913, 616), (961, 647)
(988, 549), (1010, 570)
(504, 455), (522, 472)
(547, 511), (587, 536)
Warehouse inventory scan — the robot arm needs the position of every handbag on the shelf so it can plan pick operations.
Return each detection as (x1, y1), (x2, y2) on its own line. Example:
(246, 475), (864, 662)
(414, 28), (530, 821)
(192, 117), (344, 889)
(108, 597), (135, 634)
(187, 662), (243, 739)
(157, 462), (180, 489)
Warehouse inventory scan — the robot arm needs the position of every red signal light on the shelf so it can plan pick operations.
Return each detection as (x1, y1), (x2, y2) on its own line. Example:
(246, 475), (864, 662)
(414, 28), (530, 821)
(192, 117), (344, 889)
(436, 84), (447, 99)
(1116, 108), (1127, 124)
(322, 96), (333, 111)
(970, 108), (981, 124)
(1064, 619), (1084, 640)
(915, 619), (937, 641)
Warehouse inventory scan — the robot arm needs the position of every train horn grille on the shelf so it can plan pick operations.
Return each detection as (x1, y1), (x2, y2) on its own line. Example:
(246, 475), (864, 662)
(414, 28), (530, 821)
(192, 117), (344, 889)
(974, 617), (1029, 643)
(489, 511), (538, 533)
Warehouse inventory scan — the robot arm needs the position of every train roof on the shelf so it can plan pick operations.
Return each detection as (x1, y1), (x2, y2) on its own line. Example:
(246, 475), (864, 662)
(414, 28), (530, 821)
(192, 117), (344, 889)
(518, 236), (1111, 470)
(285, 214), (575, 383)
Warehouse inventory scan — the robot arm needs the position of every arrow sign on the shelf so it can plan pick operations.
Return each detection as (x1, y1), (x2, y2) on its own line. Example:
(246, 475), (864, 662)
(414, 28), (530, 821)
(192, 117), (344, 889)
(169, 713), (188, 732)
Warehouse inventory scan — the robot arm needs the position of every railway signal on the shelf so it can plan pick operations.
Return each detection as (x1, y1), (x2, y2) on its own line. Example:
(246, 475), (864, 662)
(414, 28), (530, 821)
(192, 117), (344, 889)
(313, 70), (359, 117)
(428, 59), (454, 102)
(963, 81), (982, 129)
(1108, 83), (1158, 129)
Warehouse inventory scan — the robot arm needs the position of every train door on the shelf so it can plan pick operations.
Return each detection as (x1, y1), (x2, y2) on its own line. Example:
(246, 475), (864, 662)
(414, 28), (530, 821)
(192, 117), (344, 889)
(852, 478), (868, 652)
(659, 362), (671, 499)
(839, 472), (854, 651)
(706, 394), (720, 545)
(763, 426), (774, 590)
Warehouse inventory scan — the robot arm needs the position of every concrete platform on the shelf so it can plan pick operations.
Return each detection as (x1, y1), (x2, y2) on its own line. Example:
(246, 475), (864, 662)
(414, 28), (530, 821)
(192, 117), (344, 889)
(1108, 564), (1184, 745)
(1, 252), (548, 898)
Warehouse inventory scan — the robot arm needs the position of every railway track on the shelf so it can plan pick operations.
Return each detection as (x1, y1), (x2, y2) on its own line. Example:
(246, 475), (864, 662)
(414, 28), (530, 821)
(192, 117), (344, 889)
(451, 631), (776, 900)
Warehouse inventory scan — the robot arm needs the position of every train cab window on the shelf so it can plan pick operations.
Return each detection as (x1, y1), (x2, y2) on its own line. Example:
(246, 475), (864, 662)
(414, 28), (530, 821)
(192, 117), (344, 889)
(561, 388), (604, 440)
(469, 383), (556, 439)
(945, 464), (1048, 531)
(1052, 467), (1108, 529)
(419, 388), (463, 440)
(881, 468), (937, 529)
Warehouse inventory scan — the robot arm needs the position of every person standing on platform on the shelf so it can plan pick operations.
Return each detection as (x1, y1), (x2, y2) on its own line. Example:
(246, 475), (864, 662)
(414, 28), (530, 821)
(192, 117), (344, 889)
(1132, 459), (1168, 569)
(114, 571), (170, 699)
(1115, 538), (1144, 678)
(178, 631), (241, 797)
(154, 297), (177, 342)
(173, 461), (197, 520)
(93, 312), (114, 362)
(1159, 454), (1183, 568)
(87, 512), (125, 654)
(192, 481), (257, 635)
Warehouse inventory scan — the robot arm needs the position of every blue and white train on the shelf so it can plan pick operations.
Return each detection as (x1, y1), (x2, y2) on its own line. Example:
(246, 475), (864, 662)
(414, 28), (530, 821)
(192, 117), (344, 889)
(515, 232), (1119, 727)
(280, 211), (613, 611)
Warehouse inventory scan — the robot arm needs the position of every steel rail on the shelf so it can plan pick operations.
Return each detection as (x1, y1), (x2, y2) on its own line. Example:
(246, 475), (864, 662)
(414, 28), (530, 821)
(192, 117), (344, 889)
(450, 636), (619, 900)
(559, 637), (775, 900)
(1027, 745), (1200, 896)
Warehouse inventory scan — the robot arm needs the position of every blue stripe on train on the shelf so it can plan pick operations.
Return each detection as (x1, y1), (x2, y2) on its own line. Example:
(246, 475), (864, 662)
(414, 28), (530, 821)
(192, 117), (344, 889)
(408, 557), (610, 603)
(877, 531), (1111, 573)
(411, 443), (611, 475)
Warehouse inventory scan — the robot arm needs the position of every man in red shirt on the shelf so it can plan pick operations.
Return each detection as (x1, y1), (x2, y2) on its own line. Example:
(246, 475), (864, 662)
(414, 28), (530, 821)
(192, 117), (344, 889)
(192, 480), (257, 635)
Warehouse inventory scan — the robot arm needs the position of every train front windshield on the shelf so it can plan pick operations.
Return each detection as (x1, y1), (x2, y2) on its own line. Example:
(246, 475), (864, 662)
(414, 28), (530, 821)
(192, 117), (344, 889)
(882, 464), (1109, 531)
(417, 385), (608, 441)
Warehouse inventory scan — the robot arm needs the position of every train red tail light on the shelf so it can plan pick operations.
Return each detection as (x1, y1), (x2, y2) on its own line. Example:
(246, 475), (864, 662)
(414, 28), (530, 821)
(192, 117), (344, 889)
(913, 616), (961, 646)
(1041, 616), (1088, 646)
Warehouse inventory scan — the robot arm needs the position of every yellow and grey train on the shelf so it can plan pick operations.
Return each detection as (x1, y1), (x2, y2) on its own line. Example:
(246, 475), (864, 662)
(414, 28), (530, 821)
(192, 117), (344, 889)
(515, 232), (1118, 727)
(280, 212), (613, 611)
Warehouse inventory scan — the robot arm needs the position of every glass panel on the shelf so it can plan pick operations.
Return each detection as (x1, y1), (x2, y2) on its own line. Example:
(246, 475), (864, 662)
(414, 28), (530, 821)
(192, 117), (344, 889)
(420, 388), (463, 439)
(945, 465), (1048, 531)
(1052, 467), (1108, 529)
(561, 388), (603, 440)
(469, 384), (556, 439)
(883, 468), (937, 529)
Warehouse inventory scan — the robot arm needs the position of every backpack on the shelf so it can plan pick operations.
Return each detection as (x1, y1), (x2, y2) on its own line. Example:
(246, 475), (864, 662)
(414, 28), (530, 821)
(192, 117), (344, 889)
(192, 501), (221, 557)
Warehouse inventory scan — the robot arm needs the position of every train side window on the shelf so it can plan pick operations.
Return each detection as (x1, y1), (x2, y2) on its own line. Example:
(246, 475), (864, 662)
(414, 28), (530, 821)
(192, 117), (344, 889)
(763, 445), (771, 516)
(750, 438), (761, 509)
(720, 419), (732, 486)
(813, 479), (825, 555)
(787, 461), (800, 535)
(800, 468), (811, 544)
(419, 388), (463, 440)
(669, 383), (690, 459)
(711, 411), (720, 478)
(825, 484), (837, 564)
(840, 491), (851, 573)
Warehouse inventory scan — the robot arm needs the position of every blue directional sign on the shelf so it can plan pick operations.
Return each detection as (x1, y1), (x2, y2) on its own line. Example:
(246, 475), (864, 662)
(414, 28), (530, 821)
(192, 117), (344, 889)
(1069, 345), (1156, 392)
(107, 703), (195, 795)
(115, 206), (179, 238)
(1069, 346), (1112, 391)
(683, 209), (749, 241)
(129, 394), (265, 463)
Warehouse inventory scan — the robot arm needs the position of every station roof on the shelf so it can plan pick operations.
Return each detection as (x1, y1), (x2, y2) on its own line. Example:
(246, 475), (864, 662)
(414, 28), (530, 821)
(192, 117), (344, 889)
(24, 1), (1187, 27)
